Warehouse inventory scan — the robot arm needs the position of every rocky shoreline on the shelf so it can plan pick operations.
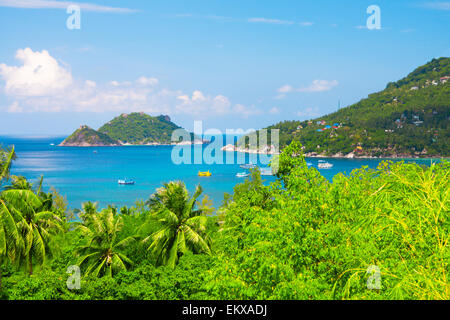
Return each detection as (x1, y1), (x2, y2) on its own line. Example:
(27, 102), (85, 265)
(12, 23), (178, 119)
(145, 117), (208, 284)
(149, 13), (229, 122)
(59, 139), (209, 147)
(220, 144), (446, 159)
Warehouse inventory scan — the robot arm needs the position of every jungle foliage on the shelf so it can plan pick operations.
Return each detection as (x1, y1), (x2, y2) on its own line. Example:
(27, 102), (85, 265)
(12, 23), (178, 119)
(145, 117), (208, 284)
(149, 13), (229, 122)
(0, 143), (448, 300)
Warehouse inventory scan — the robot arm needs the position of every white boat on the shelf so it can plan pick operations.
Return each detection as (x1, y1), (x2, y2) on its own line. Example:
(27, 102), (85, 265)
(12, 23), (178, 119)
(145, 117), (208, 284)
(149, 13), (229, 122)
(307, 162), (313, 166)
(118, 178), (135, 185)
(318, 161), (333, 169)
(236, 172), (250, 178)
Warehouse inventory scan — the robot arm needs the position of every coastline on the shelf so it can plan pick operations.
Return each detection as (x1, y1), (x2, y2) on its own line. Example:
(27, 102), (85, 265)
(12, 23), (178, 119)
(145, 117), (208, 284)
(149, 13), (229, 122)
(57, 141), (448, 160)
(59, 140), (209, 147)
(221, 144), (447, 160)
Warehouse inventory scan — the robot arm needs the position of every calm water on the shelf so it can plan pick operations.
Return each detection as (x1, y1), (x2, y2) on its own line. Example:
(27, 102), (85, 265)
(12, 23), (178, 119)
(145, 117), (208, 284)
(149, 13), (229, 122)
(0, 136), (437, 210)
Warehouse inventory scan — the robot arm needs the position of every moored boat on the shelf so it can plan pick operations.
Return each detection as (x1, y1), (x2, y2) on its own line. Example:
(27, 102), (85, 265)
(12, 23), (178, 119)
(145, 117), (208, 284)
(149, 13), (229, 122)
(236, 172), (250, 178)
(198, 171), (212, 177)
(318, 161), (333, 169)
(118, 178), (135, 185)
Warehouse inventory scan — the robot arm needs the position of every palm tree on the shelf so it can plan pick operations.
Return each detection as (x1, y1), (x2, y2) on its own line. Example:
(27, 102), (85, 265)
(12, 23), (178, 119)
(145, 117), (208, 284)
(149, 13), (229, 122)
(76, 209), (135, 277)
(78, 201), (98, 225)
(0, 146), (15, 184)
(0, 189), (62, 275)
(143, 181), (212, 268)
(0, 199), (22, 289)
(1, 147), (20, 288)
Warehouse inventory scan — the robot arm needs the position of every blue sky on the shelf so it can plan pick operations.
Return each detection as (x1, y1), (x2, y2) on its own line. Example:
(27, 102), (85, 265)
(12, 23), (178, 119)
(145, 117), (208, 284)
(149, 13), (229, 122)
(0, 0), (449, 135)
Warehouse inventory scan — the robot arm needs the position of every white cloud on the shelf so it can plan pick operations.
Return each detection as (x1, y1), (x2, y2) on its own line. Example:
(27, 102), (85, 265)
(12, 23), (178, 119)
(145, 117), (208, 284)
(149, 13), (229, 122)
(299, 22), (314, 27)
(0, 0), (137, 13)
(297, 107), (320, 118)
(298, 80), (339, 92)
(0, 48), (257, 118)
(176, 91), (231, 115)
(276, 80), (338, 96)
(6, 101), (23, 113)
(85, 80), (96, 87)
(136, 76), (159, 86)
(277, 85), (294, 93)
(0, 48), (73, 96)
(269, 107), (280, 114)
(248, 17), (294, 25)
(232, 104), (261, 118)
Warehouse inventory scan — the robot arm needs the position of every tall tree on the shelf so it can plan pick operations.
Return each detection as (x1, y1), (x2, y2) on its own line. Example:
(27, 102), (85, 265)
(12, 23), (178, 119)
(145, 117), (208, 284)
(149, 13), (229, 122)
(0, 147), (18, 289)
(1, 188), (62, 275)
(143, 182), (211, 268)
(77, 209), (135, 277)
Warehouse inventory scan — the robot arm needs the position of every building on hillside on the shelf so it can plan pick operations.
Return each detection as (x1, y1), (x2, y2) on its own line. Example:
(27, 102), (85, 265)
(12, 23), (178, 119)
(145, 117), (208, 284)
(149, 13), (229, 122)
(354, 146), (363, 153)
(440, 76), (449, 84)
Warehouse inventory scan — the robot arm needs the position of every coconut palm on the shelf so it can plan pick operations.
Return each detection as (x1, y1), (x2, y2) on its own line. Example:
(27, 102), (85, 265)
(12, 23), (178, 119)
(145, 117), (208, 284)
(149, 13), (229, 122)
(143, 181), (212, 268)
(0, 146), (15, 184)
(0, 199), (22, 289)
(78, 201), (98, 225)
(1, 147), (21, 287)
(0, 188), (62, 275)
(76, 209), (135, 277)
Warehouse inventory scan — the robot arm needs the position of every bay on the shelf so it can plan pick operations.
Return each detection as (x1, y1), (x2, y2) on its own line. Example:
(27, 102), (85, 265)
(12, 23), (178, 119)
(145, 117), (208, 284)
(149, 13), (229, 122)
(0, 136), (437, 210)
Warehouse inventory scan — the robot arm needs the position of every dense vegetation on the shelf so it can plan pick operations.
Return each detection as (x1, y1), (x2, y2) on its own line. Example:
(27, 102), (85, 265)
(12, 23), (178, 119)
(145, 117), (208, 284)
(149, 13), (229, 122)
(61, 113), (196, 146)
(98, 113), (189, 145)
(59, 125), (120, 146)
(239, 57), (449, 158)
(0, 142), (448, 300)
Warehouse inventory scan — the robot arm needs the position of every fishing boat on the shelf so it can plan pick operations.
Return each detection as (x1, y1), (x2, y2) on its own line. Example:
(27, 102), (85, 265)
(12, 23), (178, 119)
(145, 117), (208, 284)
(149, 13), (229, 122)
(198, 171), (212, 177)
(118, 178), (135, 185)
(318, 160), (333, 169)
(236, 172), (250, 178)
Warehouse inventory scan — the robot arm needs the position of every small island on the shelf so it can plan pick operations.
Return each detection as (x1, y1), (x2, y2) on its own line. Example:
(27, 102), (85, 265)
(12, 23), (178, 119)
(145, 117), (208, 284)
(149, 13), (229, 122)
(60, 113), (203, 147)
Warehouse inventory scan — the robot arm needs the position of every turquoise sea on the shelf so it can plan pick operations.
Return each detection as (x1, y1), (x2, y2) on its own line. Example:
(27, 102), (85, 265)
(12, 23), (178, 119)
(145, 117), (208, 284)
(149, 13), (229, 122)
(0, 136), (438, 210)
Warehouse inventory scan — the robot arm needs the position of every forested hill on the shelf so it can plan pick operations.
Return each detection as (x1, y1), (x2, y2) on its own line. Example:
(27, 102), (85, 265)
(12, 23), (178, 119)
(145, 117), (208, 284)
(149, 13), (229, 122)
(59, 125), (120, 147)
(98, 113), (184, 145)
(61, 113), (196, 146)
(252, 57), (450, 158)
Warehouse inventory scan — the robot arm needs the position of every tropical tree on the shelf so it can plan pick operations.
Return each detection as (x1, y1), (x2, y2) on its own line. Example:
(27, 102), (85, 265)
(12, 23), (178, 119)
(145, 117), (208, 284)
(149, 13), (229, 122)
(0, 146), (18, 289)
(0, 146), (15, 183)
(143, 181), (212, 268)
(0, 187), (63, 275)
(77, 201), (98, 225)
(76, 208), (135, 277)
(0, 198), (22, 289)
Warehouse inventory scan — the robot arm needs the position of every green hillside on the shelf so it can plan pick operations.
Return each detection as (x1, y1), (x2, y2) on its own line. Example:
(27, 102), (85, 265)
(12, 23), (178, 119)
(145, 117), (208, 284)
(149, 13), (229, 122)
(242, 57), (450, 158)
(98, 113), (186, 144)
(59, 125), (120, 146)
